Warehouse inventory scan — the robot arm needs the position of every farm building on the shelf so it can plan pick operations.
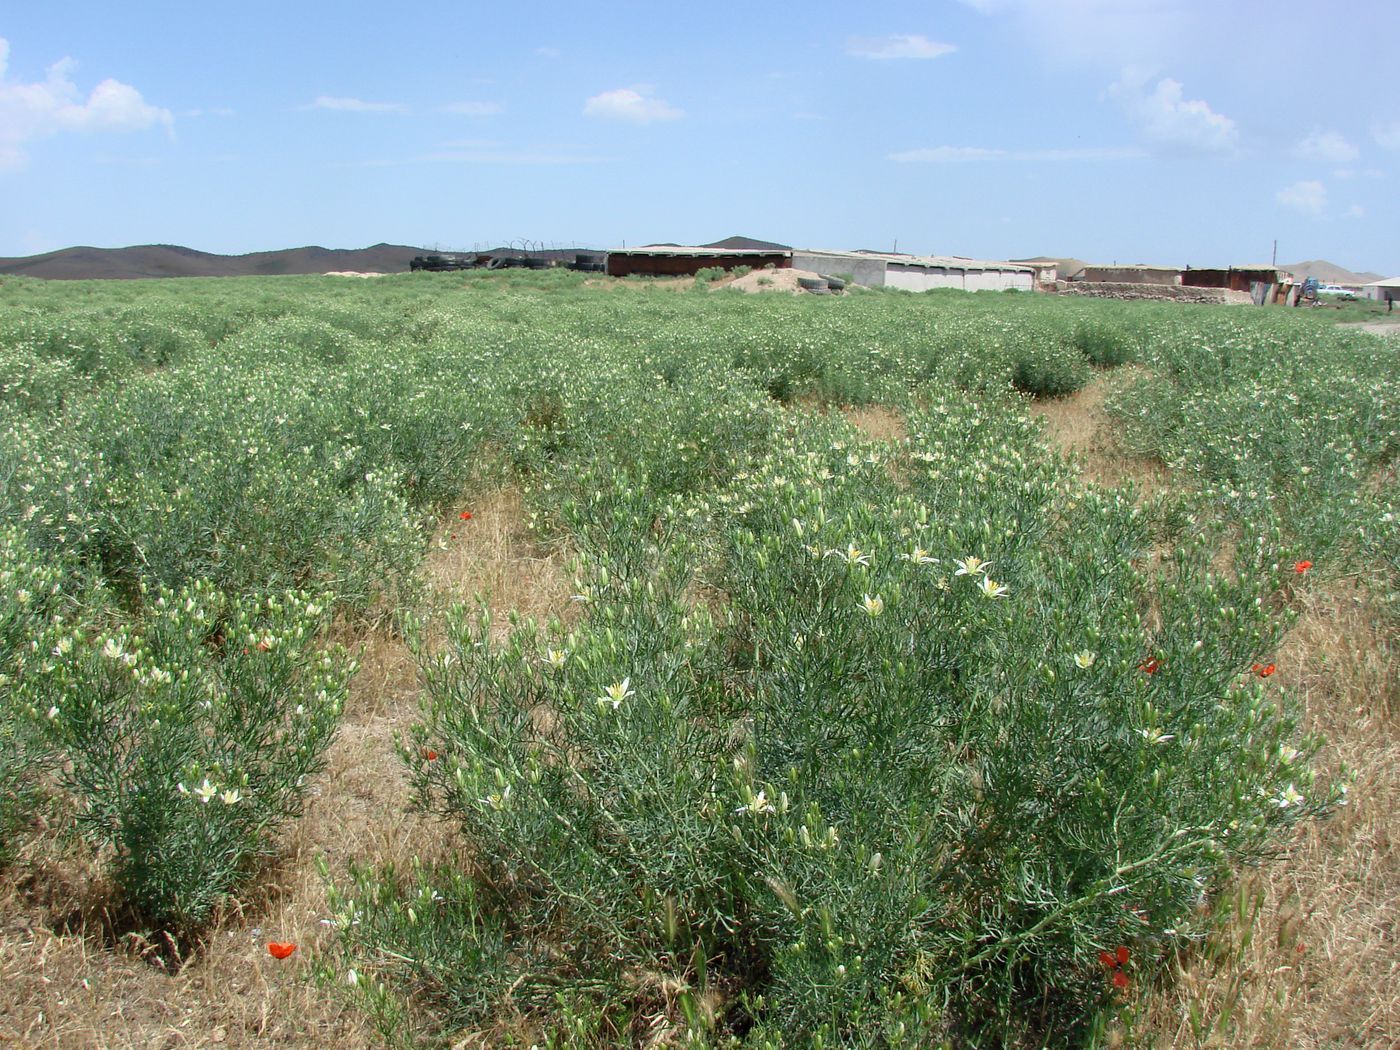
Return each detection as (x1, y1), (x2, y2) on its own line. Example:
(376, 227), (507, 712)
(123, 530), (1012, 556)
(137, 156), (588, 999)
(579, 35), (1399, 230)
(1363, 277), (1400, 303)
(791, 250), (1036, 292)
(1069, 264), (1182, 285)
(606, 236), (792, 278)
(1181, 265), (1292, 292)
(605, 244), (791, 277)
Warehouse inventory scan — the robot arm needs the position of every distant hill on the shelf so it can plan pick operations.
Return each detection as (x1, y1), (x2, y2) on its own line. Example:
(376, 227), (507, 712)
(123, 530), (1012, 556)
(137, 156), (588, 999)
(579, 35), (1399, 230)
(703, 235), (792, 251)
(0, 243), (428, 280)
(1281, 260), (1384, 286)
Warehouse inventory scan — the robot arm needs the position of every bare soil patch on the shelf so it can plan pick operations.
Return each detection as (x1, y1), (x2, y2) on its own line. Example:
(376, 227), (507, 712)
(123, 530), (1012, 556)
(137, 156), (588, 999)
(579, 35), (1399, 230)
(842, 405), (907, 442)
(1030, 370), (1168, 493)
(727, 268), (829, 295)
(1340, 320), (1400, 337)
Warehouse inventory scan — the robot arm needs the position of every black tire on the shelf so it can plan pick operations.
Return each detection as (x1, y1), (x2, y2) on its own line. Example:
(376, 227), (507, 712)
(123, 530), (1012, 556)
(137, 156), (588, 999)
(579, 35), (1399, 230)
(797, 277), (828, 292)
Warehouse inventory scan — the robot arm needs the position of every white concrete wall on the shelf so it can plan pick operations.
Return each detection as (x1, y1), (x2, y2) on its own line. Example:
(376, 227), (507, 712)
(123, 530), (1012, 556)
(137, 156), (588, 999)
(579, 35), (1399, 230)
(791, 252), (890, 287)
(885, 265), (1034, 292)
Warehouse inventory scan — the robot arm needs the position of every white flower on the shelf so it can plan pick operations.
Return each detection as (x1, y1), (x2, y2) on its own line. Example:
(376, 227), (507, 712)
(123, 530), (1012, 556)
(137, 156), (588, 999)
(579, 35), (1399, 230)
(176, 782), (188, 795)
(1275, 783), (1304, 808)
(345, 968), (359, 987)
(1279, 746), (1302, 765)
(1073, 650), (1097, 670)
(545, 648), (569, 671)
(900, 546), (937, 565)
(860, 593), (885, 617)
(977, 576), (1009, 600)
(102, 637), (125, 660)
(45, 705), (60, 720)
(480, 784), (512, 811)
(735, 790), (776, 817)
(194, 779), (217, 804)
(826, 543), (871, 567)
(597, 677), (634, 711)
(1139, 727), (1175, 746)
(220, 788), (242, 805)
(953, 555), (990, 577)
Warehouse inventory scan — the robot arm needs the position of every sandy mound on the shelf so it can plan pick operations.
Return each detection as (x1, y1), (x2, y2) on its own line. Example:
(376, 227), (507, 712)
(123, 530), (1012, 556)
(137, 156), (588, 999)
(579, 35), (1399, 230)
(728, 268), (834, 295)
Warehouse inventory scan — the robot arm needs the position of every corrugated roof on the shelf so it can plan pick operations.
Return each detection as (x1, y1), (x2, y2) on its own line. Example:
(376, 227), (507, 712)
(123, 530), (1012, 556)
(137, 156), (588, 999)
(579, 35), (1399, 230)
(797, 248), (1034, 273)
(608, 245), (792, 257)
(1363, 276), (1400, 288)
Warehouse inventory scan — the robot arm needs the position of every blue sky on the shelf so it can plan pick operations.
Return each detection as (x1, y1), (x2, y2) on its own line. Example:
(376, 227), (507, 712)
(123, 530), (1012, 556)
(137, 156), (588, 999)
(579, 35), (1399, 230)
(1, 1), (1396, 273)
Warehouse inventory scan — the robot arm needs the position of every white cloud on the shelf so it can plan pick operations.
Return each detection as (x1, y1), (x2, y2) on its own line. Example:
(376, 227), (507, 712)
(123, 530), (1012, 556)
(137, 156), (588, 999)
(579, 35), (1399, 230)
(441, 101), (503, 116)
(1294, 130), (1357, 164)
(308, 95), (407, 113)
(1345, 204), (1365, 219)
(583, 87), (682, 124)
(846, 34), (956, 60)
(889, 144), (1144, 162)
(1111, 72), (1237, 153)
(0, 37), (172, 170)
(1276, 179), (1326, 216)
(1374, 122), (1400, 151)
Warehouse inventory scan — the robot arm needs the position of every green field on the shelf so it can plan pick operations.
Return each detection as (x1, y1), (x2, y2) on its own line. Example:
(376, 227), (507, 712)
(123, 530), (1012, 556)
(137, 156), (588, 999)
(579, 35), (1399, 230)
(1, 271), (1395, 1048)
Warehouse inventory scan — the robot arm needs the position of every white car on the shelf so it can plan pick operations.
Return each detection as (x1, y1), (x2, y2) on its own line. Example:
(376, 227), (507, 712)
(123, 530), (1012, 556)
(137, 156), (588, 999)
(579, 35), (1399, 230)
(1318, 284), (1357, 300)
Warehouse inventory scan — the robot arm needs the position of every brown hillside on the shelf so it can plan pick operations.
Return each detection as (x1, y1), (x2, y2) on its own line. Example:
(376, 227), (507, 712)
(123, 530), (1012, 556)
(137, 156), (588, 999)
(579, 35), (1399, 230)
(0, 243), (427, 280)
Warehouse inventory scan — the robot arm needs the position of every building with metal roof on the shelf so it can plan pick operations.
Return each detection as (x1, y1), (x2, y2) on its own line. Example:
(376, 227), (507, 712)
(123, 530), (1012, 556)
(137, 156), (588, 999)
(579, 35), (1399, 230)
(1362, 276), (1400, 302)
(605, 244), (792, 277)
(791, 249), (1036, 291)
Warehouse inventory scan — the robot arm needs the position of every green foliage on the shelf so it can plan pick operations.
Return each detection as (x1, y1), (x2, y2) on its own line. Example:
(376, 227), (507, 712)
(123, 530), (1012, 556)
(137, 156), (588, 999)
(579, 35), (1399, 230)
(328, 394), (1335, 1046)
(1072, 319), (1137, 367)
(0, 271), (1383, 1041)
(28, 583), (352, 935)
(0, 527), (70, 864)
(1011, 335), (1091, 397)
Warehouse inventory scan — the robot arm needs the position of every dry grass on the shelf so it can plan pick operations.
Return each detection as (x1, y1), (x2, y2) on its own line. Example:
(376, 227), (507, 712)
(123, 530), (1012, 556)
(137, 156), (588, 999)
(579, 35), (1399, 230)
(1136, 583), (1400, 1049)
(1031, 371), (1169, 494)
(0, 487), (569, 1048)
(841, 405), (907, 443)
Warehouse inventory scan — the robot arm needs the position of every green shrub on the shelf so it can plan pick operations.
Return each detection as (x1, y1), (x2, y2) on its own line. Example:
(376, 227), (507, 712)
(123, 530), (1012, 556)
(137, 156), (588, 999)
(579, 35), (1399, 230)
(1073, 320), (1136, 368)
(33, 583), (352, 936)
(328, 401), (1335, 1046)
(1011, 336), (1091, 397)
(0, 527), (71, 864)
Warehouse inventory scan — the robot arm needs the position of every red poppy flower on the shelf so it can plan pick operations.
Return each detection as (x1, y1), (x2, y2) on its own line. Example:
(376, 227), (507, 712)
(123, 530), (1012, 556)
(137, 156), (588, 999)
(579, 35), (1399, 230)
(267, 942), (297, 959)
(1139, 657), (1161, 675)
(1099, 950), (1117, 969)
(1116, 945), (1130, 966)
(1112, 969), (1130, 991)
(1294, 560), (1312, 574)
(422, 748), (439, 761)
(459, 511), (473, 521)
(256, 641), (271, 652)
(1252, 662), (1276, 678)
